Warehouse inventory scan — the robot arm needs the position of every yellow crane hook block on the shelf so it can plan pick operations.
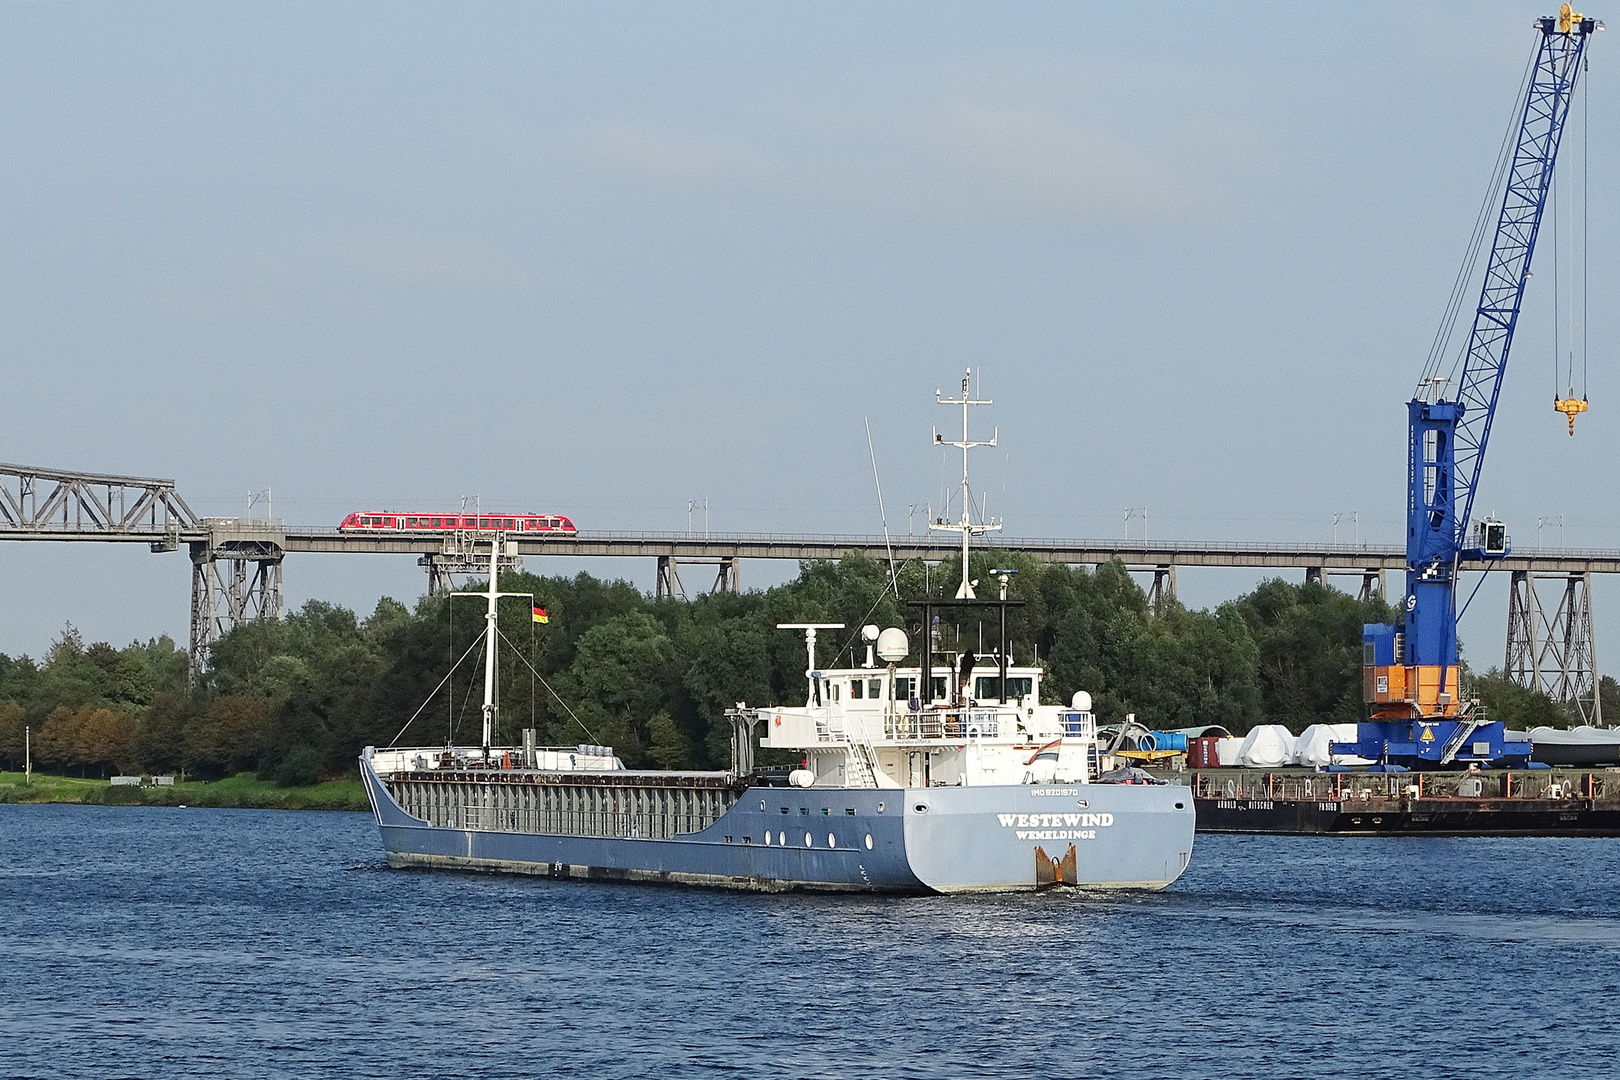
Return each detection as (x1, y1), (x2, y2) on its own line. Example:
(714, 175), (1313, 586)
(1555, 395), (1589, 434)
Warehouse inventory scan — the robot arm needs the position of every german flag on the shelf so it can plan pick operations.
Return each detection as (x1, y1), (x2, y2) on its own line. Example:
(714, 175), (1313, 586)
(1024, 737), (1062, 766)
(532, 606), (549, 624)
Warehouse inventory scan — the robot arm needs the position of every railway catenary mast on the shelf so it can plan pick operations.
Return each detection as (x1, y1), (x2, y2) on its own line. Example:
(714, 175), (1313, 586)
(1342, 7), (1600, 768)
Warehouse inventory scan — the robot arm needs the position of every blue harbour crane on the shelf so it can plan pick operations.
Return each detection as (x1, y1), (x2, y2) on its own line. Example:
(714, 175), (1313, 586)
(1342, 6), (1600, 768)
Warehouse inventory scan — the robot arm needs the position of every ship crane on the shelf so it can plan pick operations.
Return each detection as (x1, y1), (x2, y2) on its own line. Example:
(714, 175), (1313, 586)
(1342, 7), (1600, 768)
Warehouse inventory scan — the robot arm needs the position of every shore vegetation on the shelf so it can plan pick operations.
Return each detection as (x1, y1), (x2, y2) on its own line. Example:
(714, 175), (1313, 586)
(0, 553), (1594, 787)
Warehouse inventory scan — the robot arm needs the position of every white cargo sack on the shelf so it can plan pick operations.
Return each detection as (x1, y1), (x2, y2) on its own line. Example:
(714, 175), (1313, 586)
(1293, 723), (1373, 767)
(1237, 725), (1297, 768)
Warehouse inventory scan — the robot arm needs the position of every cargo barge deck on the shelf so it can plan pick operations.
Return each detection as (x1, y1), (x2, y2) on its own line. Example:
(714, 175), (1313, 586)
(1179, 767), (1620, 836)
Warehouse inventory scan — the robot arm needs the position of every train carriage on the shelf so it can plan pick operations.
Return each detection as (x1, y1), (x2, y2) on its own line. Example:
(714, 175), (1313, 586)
(339, 512), (577, 534)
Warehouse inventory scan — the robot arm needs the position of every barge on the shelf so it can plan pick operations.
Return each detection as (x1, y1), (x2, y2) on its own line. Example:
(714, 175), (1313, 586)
(1186, 766), (1620, 836)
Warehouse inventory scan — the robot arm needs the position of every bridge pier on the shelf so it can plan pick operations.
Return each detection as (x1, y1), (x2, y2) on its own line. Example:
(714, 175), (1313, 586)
(188, 529), (285, 677)
(420, 533), (523, 595)
(1506, 569), (1601, 723)
(1358, 568), (1386, 602)
(1147, 565), (1176, 610)
(655, 554), (739, 600)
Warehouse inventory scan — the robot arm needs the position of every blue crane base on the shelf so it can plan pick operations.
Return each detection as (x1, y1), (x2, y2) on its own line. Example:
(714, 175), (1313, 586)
(1334, 721), (1532, 769)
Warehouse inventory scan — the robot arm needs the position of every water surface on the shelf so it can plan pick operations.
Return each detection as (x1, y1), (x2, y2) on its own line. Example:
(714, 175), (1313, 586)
(3, 805), (1617, 1078)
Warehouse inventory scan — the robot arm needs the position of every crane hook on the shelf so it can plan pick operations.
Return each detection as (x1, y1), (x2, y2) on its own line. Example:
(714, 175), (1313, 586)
(1555, 395), (1589, 434)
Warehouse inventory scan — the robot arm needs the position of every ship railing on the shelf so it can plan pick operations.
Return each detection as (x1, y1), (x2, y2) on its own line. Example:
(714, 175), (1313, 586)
(882, 708), (1009, 741)
(1192, 769), (1605, 803)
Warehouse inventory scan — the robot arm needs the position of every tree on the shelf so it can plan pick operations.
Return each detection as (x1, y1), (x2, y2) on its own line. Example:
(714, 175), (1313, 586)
(646, 710), (692, 769)
(0, 702), (25, 769)
(1472, 670), (1570, 730)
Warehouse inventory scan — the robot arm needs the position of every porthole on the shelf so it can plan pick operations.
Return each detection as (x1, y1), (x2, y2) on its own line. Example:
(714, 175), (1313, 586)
(1175, 802), (1185, 810)
(827, 833), (836, 848)
(779, 831), (786, 846)
(876, 802), (885, 814)
(763, 831), (771, 845)
(760, 800), (766, 810)
(804, 832), (814, 847)
(913, 803), (929, 814)
(864, 834), (874, 850)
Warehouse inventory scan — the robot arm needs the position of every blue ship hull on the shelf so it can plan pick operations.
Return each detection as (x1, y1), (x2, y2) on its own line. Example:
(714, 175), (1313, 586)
(361, 754), (1196, 893)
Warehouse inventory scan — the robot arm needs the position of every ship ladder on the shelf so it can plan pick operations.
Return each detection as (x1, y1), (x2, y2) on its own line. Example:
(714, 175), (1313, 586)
(843, 721), (882, 789)
(1438, 714), (1484, 766)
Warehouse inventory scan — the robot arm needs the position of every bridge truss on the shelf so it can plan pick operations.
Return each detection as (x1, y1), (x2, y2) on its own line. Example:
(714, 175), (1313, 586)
(0, 462), (1613, 712)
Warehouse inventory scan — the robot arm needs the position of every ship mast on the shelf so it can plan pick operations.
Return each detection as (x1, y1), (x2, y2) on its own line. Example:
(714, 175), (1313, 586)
(473, 536), (530, 758)
(931, 369), (999, 599)
(480, 540), (501, 753)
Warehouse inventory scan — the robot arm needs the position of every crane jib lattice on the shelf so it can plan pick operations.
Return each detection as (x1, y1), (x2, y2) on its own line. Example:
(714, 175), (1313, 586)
(1448, 19), (1592, 554)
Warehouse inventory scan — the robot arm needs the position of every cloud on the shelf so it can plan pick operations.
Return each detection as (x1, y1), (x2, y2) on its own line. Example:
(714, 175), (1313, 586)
(576, 98), (1263, 228)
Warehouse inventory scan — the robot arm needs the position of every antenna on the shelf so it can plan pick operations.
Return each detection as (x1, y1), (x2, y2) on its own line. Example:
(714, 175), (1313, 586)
(865, 418), (901, 599)
(930, 369), (1000, 598)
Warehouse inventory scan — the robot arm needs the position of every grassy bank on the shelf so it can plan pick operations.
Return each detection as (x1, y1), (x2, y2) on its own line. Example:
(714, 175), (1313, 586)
(0, 770), (369, 811)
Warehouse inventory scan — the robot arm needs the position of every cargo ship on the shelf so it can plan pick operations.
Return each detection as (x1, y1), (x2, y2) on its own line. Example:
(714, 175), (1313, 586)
(360, 375), (1196, 891)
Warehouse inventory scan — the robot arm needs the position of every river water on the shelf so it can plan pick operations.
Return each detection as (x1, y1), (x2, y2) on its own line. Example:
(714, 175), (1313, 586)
(2, 804), (1618, 1079)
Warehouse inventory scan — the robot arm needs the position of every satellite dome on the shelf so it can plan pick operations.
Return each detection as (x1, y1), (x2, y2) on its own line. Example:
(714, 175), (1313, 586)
(1071, 691), (1093, 712)
(876, 627), (909, 663)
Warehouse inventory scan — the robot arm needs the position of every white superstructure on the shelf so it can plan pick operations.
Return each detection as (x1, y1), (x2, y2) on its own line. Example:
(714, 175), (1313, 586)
(758, 625), (1101, 790)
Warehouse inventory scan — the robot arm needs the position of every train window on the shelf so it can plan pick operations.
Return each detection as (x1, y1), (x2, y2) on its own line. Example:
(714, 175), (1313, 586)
(431, 518), (442, 527)
(479, 518), (492, 530)
(504, 518), (516, 530)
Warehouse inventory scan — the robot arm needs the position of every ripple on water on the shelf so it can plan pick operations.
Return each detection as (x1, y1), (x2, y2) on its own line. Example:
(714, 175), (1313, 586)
(3, 805), (1619, 1079)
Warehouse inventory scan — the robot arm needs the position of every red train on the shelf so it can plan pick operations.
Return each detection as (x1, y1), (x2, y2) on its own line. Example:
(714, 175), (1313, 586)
(338, 511), (578, 534)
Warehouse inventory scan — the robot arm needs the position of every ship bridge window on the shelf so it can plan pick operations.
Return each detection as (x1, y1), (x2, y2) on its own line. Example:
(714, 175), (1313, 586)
(894, 677), (914, 701)
(850, 680), (863, 699)
(975, 676), (1033, 700)
(829, 682), (840, 701)
(931, 677), (947, 702)
(868, 678), (882, 698)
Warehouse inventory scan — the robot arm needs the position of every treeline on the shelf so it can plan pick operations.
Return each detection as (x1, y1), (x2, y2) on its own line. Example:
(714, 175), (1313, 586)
(0, 552), (1593, 781)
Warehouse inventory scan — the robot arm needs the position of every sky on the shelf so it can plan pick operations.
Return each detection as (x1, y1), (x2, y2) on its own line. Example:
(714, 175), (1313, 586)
(3, 1), (1618, 678)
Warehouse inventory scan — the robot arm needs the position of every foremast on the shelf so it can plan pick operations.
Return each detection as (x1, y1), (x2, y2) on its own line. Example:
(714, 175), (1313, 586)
(467, 537), (532, 759)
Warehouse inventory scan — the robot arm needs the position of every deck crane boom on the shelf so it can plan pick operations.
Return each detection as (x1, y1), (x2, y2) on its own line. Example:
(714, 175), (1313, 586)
(1342, 7), (1599, 768)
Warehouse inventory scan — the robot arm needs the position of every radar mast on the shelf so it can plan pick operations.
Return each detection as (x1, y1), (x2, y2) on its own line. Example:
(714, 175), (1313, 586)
(930, 369), (1000, 599)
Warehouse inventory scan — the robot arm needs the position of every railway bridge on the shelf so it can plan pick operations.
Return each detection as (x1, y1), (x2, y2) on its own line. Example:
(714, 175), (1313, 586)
(0, 461), (1606, 715)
